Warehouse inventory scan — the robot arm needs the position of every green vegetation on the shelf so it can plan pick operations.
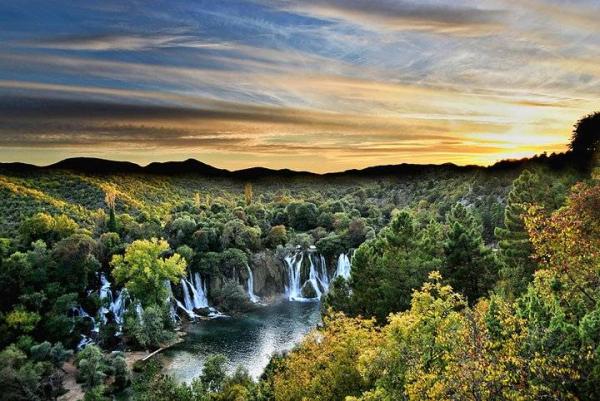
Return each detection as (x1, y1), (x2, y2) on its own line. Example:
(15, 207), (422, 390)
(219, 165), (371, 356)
(0, 114), (597, 400)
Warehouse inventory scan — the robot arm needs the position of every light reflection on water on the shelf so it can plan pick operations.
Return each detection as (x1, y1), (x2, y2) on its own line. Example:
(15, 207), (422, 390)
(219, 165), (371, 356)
(162, 300), (322, 382)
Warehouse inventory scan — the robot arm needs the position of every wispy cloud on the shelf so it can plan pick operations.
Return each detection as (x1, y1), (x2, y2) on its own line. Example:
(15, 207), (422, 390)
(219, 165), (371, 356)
(20, 33), (232, 51)
(259, 0), (506, 35)
(0, 0), (597, 171)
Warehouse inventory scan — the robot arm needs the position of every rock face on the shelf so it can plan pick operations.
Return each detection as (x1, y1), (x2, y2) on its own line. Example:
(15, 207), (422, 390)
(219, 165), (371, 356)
(250, 250), (287, 297)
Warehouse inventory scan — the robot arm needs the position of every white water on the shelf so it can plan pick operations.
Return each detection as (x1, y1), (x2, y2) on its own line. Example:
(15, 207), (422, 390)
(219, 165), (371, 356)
(181, 273), (208, 311)
(335, 253), (352, 280)
(176, 272), (226, 319)
(284, 252), (304, 300)
(246, 265), (259, 303)
(98, 274), (129, 330)
(284, 250), (332, 301)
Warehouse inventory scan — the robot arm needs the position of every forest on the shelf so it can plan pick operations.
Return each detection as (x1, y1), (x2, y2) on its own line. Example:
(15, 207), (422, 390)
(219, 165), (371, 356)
(0, 112), (598, 401)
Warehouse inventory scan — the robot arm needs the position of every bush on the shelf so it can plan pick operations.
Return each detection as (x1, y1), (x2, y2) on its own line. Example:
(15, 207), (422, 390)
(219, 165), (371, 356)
(212, 280), (252, 313)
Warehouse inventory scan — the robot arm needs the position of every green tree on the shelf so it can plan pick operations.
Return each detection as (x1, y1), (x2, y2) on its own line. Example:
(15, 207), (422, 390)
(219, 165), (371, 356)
(125, 305), (174, 349)
(286, 202), (319, 231)
(111, 238), (186, 307)
(442, 203), (496, 302)
(495, 170), (549, 296)
(201, 354), (228, 393)
(76, 345), (107, 389)
(347, 211), (442, 321)
(52, 233), (100, 293)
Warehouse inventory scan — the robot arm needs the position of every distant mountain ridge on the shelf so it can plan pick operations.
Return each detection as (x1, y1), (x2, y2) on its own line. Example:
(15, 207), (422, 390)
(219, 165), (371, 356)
(0, 152), (575, 178)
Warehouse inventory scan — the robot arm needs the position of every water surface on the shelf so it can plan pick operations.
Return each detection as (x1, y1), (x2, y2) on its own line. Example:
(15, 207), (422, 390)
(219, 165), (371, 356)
(162, 300), (321, 382)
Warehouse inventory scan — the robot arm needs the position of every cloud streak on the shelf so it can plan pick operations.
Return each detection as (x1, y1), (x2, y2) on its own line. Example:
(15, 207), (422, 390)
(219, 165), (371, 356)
(260, 0), (506, 35)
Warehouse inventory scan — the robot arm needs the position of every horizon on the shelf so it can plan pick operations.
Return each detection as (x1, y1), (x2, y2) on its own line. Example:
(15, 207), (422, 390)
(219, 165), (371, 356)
(0, 151), (555, 175)
(1, 1), (599, 173)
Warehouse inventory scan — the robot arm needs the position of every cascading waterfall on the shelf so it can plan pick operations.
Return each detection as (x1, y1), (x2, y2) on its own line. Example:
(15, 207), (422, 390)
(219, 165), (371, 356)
(284, 248), (332, 301)
(246, 265), (259, 303)
(164, 280), (179, 322)
(175, 271), (225, 319)
(70, 306), (96, 349)
(317, 254), (329, 292)
(307, 256), (322, 298)
(335, 253), (352, 279)
(180, 272), (209, 311)
(284, 251), (304, 300)
(98, 274), (128, 329)
(192, 272), (209, 308)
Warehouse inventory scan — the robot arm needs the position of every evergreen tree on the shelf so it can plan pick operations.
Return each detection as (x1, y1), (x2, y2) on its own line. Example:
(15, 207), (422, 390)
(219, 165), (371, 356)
(348, 211), (442, 322)
(494, 170), (547, 297)
(443, 203), (496, 303)
(105, 187), (117, 232)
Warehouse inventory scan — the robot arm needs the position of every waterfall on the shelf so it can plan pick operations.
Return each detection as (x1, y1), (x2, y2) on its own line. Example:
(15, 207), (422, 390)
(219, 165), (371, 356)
(98, 274), (128, 328)
(317, 254), (329, 292)
(175, 272), (226, 319)
(181, 277), (194, 311)
(284, 249), (332, 301)
(284, 252), (304, 300)
(246, 265), (259, 303)
(164, 280), (179, 322)
(307, 255), (322, 298)
(192, 273), (209, 308)
(335, 253), (352, 279)
(181, 272), (209, 311)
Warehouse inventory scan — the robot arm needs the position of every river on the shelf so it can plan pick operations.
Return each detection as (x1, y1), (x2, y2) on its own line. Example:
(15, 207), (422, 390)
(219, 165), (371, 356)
(162, 300), (322, 382)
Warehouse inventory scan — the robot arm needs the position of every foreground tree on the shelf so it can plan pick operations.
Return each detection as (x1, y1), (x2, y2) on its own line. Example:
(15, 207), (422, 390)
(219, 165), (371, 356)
(273, 312), (382, 401)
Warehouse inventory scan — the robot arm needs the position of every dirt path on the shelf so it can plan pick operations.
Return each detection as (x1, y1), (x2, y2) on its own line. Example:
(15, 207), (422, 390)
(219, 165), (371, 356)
(58, 361), (84, 401)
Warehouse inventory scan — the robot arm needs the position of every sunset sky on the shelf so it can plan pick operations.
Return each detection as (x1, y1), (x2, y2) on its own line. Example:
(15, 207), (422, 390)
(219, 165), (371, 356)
(0, 0), (599, 172)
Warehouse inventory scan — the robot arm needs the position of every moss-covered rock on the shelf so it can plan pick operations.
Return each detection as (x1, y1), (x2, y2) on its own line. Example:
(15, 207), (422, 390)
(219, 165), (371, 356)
(301, 281), (318, 298)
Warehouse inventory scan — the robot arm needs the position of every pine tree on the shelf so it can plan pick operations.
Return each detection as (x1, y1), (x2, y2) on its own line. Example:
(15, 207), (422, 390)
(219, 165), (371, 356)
(443, 203), (495, 302)
(494, 170), (546, 296)
(104, 186), (117, 232)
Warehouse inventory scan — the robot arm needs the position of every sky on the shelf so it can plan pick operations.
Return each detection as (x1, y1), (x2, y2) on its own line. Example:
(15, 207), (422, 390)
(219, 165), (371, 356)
(0, 0), (599, 173)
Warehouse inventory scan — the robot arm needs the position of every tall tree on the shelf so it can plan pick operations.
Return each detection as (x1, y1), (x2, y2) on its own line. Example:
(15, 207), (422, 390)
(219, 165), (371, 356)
(495, 170), (548, 297)
(443, 203), (496, 302)
(347, 211), (442, 321)
(104, 186), (117, 233)
(244, 183), (253, 206)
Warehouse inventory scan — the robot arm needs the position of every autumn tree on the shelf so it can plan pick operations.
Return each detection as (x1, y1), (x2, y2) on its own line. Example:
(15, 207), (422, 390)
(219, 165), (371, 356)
(523, 181), (600, 398)
(273, 312), (382, 401)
